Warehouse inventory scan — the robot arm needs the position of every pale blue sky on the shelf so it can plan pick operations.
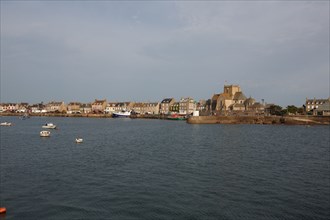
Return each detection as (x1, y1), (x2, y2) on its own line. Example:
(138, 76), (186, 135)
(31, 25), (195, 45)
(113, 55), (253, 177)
(1, 1), (329, 107)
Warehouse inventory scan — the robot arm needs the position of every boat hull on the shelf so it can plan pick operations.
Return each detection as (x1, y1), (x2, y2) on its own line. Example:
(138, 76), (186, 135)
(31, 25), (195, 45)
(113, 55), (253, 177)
(0, 122), (12, 126)
(112, 112), (131, 118)
(42, 125), (57, 129)
(40, 131), (50, 137)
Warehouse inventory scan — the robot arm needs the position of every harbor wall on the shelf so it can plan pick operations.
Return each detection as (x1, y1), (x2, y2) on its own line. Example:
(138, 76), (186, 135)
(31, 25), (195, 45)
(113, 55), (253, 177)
(1, 112), (329, 125)
(187, 115), (330, 125)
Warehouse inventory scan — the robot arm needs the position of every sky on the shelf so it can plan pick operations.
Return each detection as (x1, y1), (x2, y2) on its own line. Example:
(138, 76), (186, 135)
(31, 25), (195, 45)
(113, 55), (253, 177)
(1, 1), (329, 107)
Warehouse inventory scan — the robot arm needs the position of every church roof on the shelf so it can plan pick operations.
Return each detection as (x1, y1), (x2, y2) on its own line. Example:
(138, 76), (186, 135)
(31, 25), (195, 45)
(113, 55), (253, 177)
(233, 92), (247, 100)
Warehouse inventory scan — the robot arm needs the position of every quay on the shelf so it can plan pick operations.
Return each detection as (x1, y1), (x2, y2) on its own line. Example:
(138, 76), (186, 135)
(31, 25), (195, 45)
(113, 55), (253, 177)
(1, 112), (329, 125)
(186, 115), (330, 125)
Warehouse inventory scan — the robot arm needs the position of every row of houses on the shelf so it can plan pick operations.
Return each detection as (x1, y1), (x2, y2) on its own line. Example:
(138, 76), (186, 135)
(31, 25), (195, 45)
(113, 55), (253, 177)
(1, 84), (329, 116)
(0, 98), (200, 115)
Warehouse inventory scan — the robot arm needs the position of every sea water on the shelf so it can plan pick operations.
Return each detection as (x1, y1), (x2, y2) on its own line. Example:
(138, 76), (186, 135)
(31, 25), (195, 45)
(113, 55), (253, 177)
(0, 116), (329, 219)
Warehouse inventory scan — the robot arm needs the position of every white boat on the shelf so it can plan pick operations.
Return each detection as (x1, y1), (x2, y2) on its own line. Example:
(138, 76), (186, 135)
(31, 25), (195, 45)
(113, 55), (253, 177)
(42, 123), (57, 129)
(112, 111), (131, 118)
(75, 138), (83, 143)
(40, 130), (50, 137)
(0, 122), (12, 126)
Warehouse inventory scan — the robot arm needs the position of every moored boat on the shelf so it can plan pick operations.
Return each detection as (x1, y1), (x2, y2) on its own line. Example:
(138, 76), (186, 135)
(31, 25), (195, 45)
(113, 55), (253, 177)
(0, 122), (12, 126)
(167, 114), (186, 120)
(112, 111), (131, 118)
(40, 130), (50, 137)
(42, 123), (57, 129)
(75, 138), (83, 143)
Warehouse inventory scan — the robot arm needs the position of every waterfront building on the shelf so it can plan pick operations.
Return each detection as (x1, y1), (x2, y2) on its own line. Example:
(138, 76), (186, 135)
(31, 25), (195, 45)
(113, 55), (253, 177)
(305, 98), (330, 115)
(91, 99), (107, 113)
(45, 101), (67, 113)
(80, 103), (92, 114)
(131, 102), (160, 114)
(105, 102), (117, 114)
(143, 102), (160, 115)
(67, 102), (82, 114)
(196, 100), (207, 112)
(0, 103), (18, 112)
(305, 98), (330, 112)
(132, 102), (144, 114)
(160, 98), (175, 114)
(30, 103), (46, 113)
(169, 102), (179, 113)
(113, 102), (134, 112)
(16, 103), (29, 113)
(315, 101), (330, 116)
(179, 97), (196, 115)
(212, 85), (248, 112)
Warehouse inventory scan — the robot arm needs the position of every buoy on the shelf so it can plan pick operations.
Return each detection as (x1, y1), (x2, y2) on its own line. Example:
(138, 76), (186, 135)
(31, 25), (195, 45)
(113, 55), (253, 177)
(0, 207), (6, 214)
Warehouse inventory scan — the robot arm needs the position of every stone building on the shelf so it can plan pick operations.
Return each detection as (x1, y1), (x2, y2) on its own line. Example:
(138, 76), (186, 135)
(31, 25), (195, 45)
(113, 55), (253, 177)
(45, 101), (67, 113)
(179, 97), (196, 115)
(91, 99), (107, 113)
(211, 85), (247, 112)
(305, 98), (330, 115)
(160, 98), (175, 114)
(67, 102), (81, 114)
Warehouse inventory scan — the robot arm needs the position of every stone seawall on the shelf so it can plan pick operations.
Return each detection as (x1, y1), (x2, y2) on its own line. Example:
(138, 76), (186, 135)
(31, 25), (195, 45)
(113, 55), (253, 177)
(187, 115), (330, 125)
(1, 112), (329, 125)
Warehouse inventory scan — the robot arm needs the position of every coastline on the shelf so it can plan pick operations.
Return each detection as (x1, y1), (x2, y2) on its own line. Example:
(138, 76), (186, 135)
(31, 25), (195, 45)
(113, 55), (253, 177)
(1, 112), (329, 125)
(186, 115), (330, 125)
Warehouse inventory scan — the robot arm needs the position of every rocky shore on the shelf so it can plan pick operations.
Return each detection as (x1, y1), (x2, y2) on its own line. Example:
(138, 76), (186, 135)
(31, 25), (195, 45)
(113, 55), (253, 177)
(187, 115), (330, 125)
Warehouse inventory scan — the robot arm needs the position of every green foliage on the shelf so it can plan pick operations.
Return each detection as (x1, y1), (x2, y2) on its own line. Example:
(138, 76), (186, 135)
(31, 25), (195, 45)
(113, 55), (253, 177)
(268, 105), (283, 116)
(287, 105), (298, 114)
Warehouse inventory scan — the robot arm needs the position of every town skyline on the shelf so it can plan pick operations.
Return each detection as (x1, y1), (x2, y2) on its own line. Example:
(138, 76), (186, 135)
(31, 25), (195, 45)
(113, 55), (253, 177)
(0, 82), (329, 108)
(1, 1), (329, 106)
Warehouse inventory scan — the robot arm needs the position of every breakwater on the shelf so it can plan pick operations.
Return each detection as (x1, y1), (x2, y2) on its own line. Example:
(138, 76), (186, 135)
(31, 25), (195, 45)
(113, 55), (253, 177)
(187, 115), (330, 125)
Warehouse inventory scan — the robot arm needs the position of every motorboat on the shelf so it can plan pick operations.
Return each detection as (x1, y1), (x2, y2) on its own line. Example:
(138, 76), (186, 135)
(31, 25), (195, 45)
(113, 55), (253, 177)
(0, 122), (12, 126)
(112, 110), (131, 118)
(42, 123), (57, 129)
(75, 138), (83, 143)
(40, 130), (50, 137)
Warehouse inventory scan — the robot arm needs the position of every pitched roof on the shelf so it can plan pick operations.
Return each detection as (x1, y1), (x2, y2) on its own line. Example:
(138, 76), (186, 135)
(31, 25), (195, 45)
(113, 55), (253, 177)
(233, 92), (247, 100)
(219, 93), (232, 100)
(161, 98), (174, 103)
(230, 103), (245, 108)
(317, 101), (330, 111)
(212, 94), (220, 101)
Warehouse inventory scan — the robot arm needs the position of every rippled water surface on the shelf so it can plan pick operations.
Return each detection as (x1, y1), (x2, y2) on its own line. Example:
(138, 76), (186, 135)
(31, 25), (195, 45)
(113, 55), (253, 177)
(0, 116), (329, 219)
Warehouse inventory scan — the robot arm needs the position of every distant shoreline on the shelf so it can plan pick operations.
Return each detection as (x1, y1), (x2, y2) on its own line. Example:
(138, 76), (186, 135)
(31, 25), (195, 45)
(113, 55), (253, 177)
(187, 115), (330, 125)
(1, 112), (329, 125)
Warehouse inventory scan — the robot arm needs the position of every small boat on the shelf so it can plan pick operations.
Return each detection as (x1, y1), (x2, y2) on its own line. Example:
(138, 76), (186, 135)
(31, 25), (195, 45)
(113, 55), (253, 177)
(75, 138), (83, 143)
(40, 130), (50, 137)
(42, 123), (57, 129)
(167, 114), (186, 120)
(112, 110), (131, 118)
(0, 122), (12, 126)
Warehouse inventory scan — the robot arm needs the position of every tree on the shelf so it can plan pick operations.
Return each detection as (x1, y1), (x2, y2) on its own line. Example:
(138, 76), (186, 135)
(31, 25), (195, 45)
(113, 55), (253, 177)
(268, 105), (283, 116)
(287, 105), (298, 114)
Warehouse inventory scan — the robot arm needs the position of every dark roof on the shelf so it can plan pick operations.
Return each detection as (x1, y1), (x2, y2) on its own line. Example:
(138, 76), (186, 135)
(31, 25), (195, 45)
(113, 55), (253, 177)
(161, 98), (174, 103)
